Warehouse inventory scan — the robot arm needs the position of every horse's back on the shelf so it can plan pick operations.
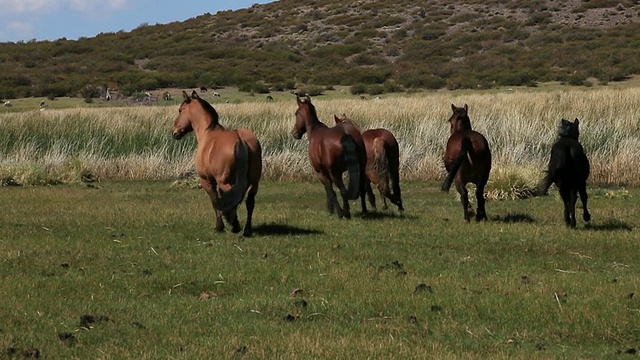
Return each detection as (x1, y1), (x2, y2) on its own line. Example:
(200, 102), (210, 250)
(549, 138), (589, 182)
(444, 130), (491, 184)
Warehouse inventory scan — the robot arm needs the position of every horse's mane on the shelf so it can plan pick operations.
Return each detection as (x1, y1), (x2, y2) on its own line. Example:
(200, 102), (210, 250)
(187, 96), (220, 129)
(452, 108), (472, 131)
(301, 97), (327, 127)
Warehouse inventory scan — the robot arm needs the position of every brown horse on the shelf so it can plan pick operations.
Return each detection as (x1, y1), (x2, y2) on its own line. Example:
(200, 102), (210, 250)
(172, 91), (262, 236)
(292, 96), (367, 218)
(334, 114), (404, 212)
(441, 104), (492, 221)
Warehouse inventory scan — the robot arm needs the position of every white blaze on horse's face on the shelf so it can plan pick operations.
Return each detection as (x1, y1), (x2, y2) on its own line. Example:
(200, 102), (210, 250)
(172, 102), (193, 140)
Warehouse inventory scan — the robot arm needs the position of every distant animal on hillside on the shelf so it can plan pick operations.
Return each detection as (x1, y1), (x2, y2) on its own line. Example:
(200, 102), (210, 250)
(163, 91), (172, 101)
(334, 114), (404, 212)
(213, 91), (221, 97)
(3, 100), (11, 107)
(266, 95), (274, 101)
(200, 86), (208, 92)
(539, 118), (591, 228)
(441, 104), (492, 221)
(292, 95), (368, 219)
(171, 90), (262, 237)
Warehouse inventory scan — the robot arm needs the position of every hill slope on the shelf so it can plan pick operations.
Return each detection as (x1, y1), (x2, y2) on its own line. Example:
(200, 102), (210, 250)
(1, 0), (640, 99)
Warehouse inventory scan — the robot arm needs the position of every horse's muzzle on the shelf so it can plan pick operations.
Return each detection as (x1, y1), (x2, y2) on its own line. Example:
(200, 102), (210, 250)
(172, 131), (184, 140)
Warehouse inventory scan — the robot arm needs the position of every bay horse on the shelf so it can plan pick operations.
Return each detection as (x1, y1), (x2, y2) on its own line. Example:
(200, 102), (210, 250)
(539, 118), (591, 228)
(441, 104), (492, 221)
(172, 91), (262, 237)
(334, 114), (404, 212)
(292, 96), (367, 219)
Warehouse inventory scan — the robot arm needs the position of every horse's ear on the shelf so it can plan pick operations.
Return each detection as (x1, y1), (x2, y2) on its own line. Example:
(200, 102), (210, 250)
(296, 95), (303, 105)
(334, 114), (339, 123)
(190, 90), (199, 99)
(451, 104), (456, 112)
(574, 118), (580, 125)
(182, 91), (189, 101)
(464, 104), (468, 112)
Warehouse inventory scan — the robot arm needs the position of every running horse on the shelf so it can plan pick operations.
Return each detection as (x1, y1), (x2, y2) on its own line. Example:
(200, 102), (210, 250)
(292, 96), (368, 218)
(441, 104), (492, 221)
(172, 91), (262, 236)
(334, 114), (404, 212)
(539, 118), (591, 228)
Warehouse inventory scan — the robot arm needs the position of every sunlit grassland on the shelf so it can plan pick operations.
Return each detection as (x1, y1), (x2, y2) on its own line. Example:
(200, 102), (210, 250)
(1, 87), (640, 192)
(0, 180), (637, 359)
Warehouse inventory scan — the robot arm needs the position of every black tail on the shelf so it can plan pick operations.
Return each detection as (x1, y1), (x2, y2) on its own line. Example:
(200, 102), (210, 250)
(216, 140), (250, 213)
(341, 135), (361, 200)
(538, 144), (569, 196)
(441, 137), (472, 192)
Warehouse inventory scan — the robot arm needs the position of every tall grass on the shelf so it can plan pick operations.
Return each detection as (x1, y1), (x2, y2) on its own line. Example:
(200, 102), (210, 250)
(2, 88), (640, 187)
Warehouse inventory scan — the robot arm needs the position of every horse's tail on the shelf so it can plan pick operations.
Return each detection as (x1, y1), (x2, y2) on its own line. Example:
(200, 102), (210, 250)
(216, 140), (250, 213)
(441, 137), (472, 192)
(372, 137), (390, 196)
(538, 144), (570, 196)
(341, 135), (361, 200)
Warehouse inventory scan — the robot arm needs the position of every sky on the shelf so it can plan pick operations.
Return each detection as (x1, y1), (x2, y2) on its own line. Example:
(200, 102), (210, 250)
(0, 0), (277, 43)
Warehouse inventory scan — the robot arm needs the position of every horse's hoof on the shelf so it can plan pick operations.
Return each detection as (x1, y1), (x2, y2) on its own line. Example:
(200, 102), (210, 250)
(584, 213), (591, 222)
(242, 230), (253, 237)
(215, 226), (225, 233)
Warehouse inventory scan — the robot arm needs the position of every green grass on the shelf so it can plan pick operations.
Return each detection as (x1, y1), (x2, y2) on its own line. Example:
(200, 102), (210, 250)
(1, 180), (638, 359)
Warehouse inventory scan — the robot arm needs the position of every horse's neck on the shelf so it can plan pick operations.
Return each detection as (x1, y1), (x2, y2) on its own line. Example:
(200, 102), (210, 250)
(193, 115), (223, 140)
(305, 116), (326, 134)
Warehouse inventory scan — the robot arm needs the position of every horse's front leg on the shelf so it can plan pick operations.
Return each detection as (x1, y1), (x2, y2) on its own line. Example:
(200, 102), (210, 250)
(200, 178), (224, 232)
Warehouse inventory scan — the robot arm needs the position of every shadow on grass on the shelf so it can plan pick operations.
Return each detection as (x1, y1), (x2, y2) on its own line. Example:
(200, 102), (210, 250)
(361, 211), (418, 221)
(585, 218), (633, 232)
(253, 223), (323, 236)
(491, 213), (536, 223)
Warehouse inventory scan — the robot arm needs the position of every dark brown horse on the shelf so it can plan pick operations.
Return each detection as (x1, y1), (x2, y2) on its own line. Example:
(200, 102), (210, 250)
(539, 118), (591, 228)
(172, 91), (262, 236)
(292, 96), (367, 218)
(334, 114), (404, 212)
(441, 104), (492, 221)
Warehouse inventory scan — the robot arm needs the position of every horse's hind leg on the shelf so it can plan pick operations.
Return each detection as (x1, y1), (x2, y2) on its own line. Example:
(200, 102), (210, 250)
(579, 185), (591, 223)
(560, 188), (577, 227)
(365, 179), (377, 210)
(222, 208), (241, 233)
(243, 184), (258, 237)
(475, 177), (489, 221)
(455, 181), (471, 222)
(333, 176), (351, 219)
(201, 179), (225, 232)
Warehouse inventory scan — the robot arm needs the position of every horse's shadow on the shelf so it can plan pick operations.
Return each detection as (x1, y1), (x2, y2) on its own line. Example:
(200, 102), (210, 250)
(252, 223), (323, 236)
(361, 211), (417, 221)
(490, 213), (536, 223)
(585, 219), (633, 232)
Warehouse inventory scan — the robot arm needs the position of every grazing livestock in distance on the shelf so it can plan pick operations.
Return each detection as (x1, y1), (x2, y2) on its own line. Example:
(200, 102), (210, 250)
(441, 104), (492, 221)
(291, 96), (368, 218)
(171, 91), (262, 237)
(539, 118), (591, 228)
(334, 114), (404, 212)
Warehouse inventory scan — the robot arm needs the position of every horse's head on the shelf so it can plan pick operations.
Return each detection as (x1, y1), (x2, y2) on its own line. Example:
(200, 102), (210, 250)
(292, 95), (315, 139)
(172, 90), (219, 139)
(559, 118), (580, 139)
(333, 114), (350, 125)
(449, 104), (472, 134)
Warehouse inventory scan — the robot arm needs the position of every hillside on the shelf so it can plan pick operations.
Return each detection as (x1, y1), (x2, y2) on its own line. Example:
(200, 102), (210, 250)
(1, 0), (640, 100)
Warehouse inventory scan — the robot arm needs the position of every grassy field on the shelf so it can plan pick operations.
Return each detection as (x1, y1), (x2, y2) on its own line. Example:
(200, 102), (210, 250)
(0, 180), (637, 359)
(2, 86), (640, 192)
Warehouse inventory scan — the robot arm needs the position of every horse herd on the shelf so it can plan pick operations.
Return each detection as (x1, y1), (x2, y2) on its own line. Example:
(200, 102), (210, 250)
(171, 90), (591, 237)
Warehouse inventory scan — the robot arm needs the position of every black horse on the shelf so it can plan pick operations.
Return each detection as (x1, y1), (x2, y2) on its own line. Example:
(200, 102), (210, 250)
(539, 118), (591, 228)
